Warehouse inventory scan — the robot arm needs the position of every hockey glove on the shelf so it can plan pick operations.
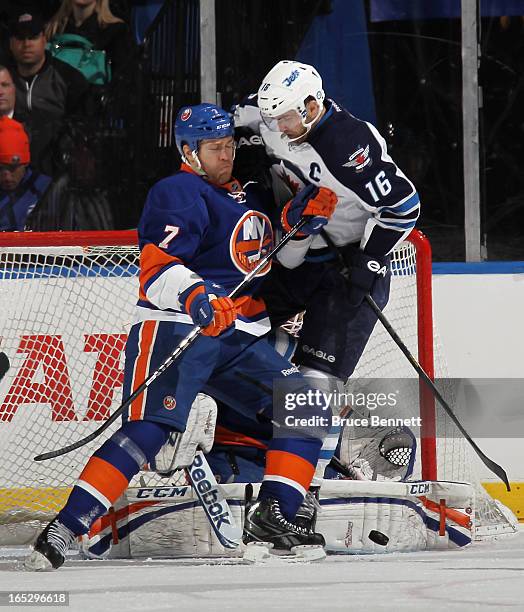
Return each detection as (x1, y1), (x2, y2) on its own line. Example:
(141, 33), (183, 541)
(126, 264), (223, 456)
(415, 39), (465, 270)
(348, 251), (389, 307)
(180, 280), (237, 337)
(281, 184), (338, 237)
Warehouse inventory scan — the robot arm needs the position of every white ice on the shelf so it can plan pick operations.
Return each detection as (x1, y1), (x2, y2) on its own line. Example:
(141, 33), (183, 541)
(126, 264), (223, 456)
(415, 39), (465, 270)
(1, 531), (524, 612)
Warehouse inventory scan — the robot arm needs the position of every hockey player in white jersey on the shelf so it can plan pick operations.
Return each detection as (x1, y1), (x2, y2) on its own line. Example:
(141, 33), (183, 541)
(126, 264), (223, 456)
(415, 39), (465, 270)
(234, 60), (421, 512)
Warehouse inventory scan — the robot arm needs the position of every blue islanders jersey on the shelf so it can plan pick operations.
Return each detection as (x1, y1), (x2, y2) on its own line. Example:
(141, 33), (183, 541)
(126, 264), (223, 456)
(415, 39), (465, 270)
(234, 97), (420, 256)
(136, 164), (274, 336)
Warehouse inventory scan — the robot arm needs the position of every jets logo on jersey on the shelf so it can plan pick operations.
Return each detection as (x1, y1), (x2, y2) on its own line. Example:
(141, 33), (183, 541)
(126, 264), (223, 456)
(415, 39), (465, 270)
(343, 145), (371, 172)
(229, 210), (273, 276)
(277, 165), (303, 195)
(180, 108), (192, 121)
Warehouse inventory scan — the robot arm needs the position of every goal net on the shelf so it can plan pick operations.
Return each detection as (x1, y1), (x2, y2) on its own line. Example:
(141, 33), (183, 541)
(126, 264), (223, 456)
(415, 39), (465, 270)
(0, 230), (515, 545)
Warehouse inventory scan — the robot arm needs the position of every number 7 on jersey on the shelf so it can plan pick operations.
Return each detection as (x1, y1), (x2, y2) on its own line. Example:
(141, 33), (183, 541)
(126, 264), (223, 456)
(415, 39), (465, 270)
(159, 225), (180, 249)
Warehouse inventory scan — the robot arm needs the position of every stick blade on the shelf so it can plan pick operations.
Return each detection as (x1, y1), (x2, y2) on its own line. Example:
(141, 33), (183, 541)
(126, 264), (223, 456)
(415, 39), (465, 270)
(483, 455), (511, 492)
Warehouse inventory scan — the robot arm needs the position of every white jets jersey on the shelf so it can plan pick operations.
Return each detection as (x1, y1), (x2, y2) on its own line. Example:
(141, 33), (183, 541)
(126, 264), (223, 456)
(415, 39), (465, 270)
(234, 97), (420, 257)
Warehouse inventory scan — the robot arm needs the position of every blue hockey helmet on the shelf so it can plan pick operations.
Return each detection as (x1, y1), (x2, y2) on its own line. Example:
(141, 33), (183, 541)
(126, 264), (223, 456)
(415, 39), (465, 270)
(174, 103), (234, 157)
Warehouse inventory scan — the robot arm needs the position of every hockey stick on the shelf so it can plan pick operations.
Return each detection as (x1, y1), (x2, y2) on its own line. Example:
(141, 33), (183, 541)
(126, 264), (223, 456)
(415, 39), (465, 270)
(185, 451), (242, 548)
(328, 454), (353, 479)
(364, 292), (510, 490)
(319, 230), (510, 490)
(0, 352), (9, 382)
(34, 217), (308, 462)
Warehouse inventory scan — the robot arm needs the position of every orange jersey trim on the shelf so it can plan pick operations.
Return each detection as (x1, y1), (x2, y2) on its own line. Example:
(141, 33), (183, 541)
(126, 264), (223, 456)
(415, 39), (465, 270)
(265, 450), (315, 491)
(139, 243), (182, 301)
(179, 162), (242, 193)
(184, 284), (205, 314)
(234, 296), (267, 319)
(79, 456), (129, 505)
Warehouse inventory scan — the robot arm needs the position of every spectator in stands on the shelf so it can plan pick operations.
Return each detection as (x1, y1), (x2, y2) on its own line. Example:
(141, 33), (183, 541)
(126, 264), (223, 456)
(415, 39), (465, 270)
(8, 12), (90, 175)
(0, 65), (15, 117)
(1, 3), (61, 62)
(45, 0), (137, 77)
(0, 116), (52, 231)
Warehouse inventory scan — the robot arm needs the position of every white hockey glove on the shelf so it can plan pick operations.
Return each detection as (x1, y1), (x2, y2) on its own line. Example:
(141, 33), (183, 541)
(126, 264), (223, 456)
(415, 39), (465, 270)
(152, 393), (217, 476)
(346, 457), (374, 480)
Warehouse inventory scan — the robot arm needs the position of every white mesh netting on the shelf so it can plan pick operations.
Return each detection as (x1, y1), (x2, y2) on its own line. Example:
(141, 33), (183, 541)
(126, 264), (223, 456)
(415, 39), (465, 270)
(0, 232), (515, 544)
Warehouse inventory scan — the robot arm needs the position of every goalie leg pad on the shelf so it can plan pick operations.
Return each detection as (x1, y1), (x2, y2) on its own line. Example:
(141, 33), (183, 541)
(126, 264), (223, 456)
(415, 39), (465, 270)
(82, 480), (476, 559)
(152, 393), (218, 475)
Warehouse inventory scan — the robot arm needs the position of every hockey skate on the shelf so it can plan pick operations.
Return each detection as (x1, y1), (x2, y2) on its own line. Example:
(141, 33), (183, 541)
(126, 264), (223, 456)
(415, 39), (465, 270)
(24, 518), (76, 571)
(242, 497), (326, 563)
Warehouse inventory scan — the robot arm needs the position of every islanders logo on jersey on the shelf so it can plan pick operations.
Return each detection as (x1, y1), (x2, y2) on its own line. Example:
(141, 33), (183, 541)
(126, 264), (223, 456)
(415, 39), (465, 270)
(230, 211), (273, 276)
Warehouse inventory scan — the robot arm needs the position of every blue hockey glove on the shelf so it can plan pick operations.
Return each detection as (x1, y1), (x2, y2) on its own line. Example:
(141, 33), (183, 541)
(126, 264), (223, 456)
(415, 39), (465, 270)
(281, 184), (338, 237)
(179, 280), (237, 337)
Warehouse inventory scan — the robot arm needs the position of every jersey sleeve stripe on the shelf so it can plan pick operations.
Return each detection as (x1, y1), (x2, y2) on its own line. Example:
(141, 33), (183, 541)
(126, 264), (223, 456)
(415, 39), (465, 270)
(139, 243), (183, 298)
(374, 218), (417, 231)
(379, 208), (419, 221)
(380, 192), (420, 215)
(183, 284), (205, 314)
(141, 261), (182, 298)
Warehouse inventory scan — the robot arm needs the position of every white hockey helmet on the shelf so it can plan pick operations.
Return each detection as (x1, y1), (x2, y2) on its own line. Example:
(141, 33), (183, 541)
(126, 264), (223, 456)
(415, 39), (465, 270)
(257, 60), (325, 121)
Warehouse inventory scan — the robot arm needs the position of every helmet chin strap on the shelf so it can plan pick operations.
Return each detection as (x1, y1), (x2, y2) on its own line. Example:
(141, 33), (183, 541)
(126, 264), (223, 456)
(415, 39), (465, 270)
(183, 149), (207, 177)
(286, 103), (325, 143)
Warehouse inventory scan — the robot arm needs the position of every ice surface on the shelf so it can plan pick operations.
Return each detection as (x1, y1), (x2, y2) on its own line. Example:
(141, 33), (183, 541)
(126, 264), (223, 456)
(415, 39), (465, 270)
(1, 530), (524, 611)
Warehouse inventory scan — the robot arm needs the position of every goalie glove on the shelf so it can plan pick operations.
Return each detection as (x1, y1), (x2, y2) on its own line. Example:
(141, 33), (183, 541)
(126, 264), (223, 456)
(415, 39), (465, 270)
(152, 393), (218, 476)
(281, 184), (338, 237)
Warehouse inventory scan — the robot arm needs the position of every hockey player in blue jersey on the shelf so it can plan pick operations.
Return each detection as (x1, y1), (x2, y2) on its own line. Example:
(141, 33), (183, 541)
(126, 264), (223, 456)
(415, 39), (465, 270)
(231, 60), (421, 502)
(25, 103), (339, 570)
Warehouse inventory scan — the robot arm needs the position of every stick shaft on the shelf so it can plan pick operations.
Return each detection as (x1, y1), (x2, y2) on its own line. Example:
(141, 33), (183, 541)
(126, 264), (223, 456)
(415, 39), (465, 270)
(34, 218), (307, 461)
(365, 293), (510, 491)
(318, 228), (510, 490)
